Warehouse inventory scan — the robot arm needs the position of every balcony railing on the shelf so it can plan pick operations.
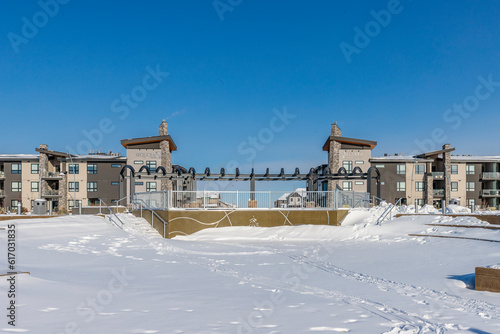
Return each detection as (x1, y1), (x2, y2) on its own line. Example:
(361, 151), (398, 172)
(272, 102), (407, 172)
(0, 171), (5, 178)
(482, 189), (500, 196)
(482, 172), (500, 179)
(432, 172), (444, 178)
(433, 189), (445, 196)
(44, 189), (60, 196)
(42, 172), (62, 179)
(0, 190), (4, 196)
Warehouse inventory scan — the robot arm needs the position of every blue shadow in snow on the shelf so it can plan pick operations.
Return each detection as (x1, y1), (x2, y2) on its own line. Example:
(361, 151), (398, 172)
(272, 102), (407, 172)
(447, 273), (475, 290)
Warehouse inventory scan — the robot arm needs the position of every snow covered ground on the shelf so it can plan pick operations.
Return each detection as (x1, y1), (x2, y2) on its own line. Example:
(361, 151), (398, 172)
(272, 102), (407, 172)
(1, 208), (500, 333)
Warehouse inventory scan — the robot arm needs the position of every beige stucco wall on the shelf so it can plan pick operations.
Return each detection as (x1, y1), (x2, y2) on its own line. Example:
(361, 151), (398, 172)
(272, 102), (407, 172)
(450, 162), (467, 205)
(339, 149), (372, 192)
(126, 148), (162, 195)
(66, 162), (88, 207)
(21, 161), (40, 211)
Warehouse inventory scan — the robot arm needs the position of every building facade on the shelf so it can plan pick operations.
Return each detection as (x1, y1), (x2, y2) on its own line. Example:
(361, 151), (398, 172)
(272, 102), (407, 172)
(2, 120), (500, 212)
(0, 147), (125, 213)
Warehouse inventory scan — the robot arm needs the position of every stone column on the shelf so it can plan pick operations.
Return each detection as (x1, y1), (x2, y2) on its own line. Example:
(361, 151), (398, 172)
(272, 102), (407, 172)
(38, 144), (49, 199)
(60, 172), (68, 213)
(328, 122), (342, 207)
(425, 161), (433, 205)
(443, 144), (452, 204)
(159, 120), (173, 191)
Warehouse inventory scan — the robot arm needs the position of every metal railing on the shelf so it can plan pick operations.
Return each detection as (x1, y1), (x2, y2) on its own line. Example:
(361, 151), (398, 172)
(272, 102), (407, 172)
(98, 198), (124, 229)
(42, 171), (62, 179)
(44, 189), (60, 196)
(133, 190), (371, 210)
(433, 189), (445, 196)
(432, 172), (444, 178)
(482, 172), (500, 179)
(376, 198), (403, 225)
(0, 190), (4, 196)
(482, 189), (500, 196)
(132, 198), (168, 237)
(0, 171), (4, 178)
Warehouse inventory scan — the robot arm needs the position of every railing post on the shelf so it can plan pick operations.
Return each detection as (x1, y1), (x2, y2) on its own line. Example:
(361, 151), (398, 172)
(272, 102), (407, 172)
(203, 190), (206, 209)
(236, 190), (239, 209)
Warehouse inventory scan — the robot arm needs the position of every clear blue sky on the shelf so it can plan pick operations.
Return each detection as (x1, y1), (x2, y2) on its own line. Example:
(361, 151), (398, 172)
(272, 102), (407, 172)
(1, 0), (500, 176)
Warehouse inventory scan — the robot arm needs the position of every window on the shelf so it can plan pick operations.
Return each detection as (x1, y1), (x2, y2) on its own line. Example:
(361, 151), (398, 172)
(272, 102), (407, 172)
(31, 163), (39, 174)
(416, 199), (425, 206)
(135, 182), (144, 186)
(451, 182), (458, 191)
(355, 181), (364, 185)
(451, 165), (458, 174)
(397, 165), (406, 175)
(11, 181), (21, 192)
(466, 165), (475, 175)
(11, 200), (20, 210)
(68, 200), (82, 210)
(415, 181), (425, 192)
(111, 164), (122, 168)
(146, 161), (157, 171)
(415, 165), (425, 174)
(11, 163), (21, 174)
(87, 182), (97, 192)
(31, 182), (39, 192)
(146, 182), (157, 192)
(342, 161), (353, 173)
(355, 160), (364, 165)
(342, 181), (352, 191)
(69, 182), (79, 192)
(111, 181), (120, 186)
(87, 164), (97, 174)
(134, 160), (144, 165)
(466, 182), (475, 192)
(69, 164), (79, 174)
(397, 181), (406, 192)
(375, 164), (385, 168)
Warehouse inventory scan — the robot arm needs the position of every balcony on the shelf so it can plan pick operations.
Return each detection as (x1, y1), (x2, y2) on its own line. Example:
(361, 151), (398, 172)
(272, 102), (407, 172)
(44, 189), (61, 197)
(482, 189), (500, 197)
(42, 172), (63, 180)
(0, 190), (4, 197)
(482, 172), (500, 180)
(0, 171), (5, 179)
(433, 189), (445, 196)
(432, 172), (444, 179)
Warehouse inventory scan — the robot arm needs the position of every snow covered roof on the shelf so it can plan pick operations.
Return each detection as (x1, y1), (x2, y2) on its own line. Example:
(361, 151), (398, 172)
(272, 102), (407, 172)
(450, 155), (500, 162)
(0, 154), (39, 161)
(370, 155), (428, 162)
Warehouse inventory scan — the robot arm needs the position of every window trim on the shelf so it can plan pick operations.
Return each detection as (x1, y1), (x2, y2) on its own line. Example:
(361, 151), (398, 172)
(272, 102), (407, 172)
(31, 163), (40, 174)
(11, 163), (21, 174)
(69, 181), (80, 192)
(69, 164), (80, 174)
(87, 181), (98, 192)
(87, 164), (97, 174)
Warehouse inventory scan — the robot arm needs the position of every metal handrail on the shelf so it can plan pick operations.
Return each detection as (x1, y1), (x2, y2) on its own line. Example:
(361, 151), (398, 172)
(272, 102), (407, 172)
(98, 198), (124, 229)
(132, 198), (168, 238)
(376, 198), (402, 225)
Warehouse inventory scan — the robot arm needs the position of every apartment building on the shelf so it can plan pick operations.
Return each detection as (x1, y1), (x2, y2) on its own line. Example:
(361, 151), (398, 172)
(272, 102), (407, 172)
(0, 146), (126, 212)
(372, 152), (500, 209)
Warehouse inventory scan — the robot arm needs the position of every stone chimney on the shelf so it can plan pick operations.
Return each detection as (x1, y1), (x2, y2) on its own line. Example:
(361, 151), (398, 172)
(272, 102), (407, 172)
(159, 119), (168, 136)
(331, 121), (342, 137)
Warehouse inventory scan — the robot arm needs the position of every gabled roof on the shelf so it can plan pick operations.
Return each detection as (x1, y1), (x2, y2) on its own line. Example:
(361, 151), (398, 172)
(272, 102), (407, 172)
(120, 135), (177, 151)
(323, 136), (377, 151)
